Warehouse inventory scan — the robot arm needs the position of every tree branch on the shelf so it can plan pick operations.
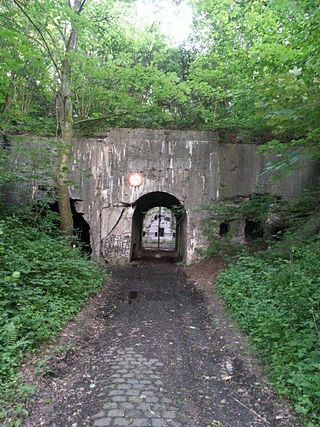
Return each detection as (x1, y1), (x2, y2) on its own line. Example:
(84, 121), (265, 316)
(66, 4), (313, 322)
(65, 0), (87, 51)
(0, 14), (48, 51)
(12, 0), (61, 75)
(78, 0), (88, 15)
(74, 113), (132, 126)
(52, 18), (68, 44)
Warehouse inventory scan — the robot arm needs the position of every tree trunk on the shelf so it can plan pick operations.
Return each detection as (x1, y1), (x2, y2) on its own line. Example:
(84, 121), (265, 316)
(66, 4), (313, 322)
(56, 1), (83, 236)
(10, 0), (87, 236)
(57, 53), (74, 236)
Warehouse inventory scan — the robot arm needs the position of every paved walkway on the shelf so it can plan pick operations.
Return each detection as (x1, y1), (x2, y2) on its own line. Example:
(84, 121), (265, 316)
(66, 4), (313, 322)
(23, 262), (294, 426)
(92, 348), (181, 426)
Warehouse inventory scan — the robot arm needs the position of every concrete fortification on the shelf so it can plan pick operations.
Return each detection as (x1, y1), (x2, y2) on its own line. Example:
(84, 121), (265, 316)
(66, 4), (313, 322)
(3, 128), (319, 263)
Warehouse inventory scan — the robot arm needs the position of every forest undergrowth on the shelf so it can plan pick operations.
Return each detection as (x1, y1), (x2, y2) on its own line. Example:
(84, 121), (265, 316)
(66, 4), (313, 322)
(211, 193), (320, 425)
(0, 208), (106, 421)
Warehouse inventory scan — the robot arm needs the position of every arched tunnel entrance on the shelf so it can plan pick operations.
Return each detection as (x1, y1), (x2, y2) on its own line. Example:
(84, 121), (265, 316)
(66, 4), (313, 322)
(130, 192), (187, 262)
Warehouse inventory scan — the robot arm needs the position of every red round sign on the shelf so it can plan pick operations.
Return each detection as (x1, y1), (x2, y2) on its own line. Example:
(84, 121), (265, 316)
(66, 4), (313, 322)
(128, 172), (143, 187)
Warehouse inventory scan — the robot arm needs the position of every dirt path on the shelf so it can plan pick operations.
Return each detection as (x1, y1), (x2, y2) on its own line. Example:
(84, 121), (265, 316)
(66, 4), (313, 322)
(21, 261), (296, 426)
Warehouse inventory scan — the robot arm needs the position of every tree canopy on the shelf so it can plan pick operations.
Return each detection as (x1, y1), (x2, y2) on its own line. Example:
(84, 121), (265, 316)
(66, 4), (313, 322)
(0, 0), (319, 155)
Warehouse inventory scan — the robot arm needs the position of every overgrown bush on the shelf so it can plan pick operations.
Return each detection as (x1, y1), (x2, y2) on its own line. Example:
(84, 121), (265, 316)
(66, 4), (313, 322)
(200, 194), (280, 256)
(0, 211), (106, 419)
(201, 190), (320, 256)
(217, 237), (320, 424)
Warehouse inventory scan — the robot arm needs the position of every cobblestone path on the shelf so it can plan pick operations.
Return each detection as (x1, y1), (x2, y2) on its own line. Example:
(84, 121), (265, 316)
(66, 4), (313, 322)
(23, 262), (294, 426)
(92, 348), (181, 426)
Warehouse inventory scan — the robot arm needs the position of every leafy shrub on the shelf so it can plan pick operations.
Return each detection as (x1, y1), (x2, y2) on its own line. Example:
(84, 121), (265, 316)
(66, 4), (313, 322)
(202, 190), (320, 257)
(200, 194), (280, 256)
(0, 212), (105, 418)
(217, 237), (320, 423)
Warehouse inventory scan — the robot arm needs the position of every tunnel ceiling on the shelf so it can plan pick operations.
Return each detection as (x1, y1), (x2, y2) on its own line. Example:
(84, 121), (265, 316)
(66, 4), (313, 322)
(134, 192), (184, 217)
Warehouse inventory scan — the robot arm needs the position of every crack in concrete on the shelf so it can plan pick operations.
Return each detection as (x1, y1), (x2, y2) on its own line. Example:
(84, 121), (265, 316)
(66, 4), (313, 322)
(106, 209), (125, 238)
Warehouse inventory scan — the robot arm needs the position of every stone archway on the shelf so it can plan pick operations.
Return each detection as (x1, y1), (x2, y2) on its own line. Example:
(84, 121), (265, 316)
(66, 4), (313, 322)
(130, 191), (187, 261)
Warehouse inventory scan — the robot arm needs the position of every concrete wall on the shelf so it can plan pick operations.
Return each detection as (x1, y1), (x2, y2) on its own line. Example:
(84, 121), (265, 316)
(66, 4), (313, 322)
(3, 129), (319, 264)
(69, 129), (221, 263)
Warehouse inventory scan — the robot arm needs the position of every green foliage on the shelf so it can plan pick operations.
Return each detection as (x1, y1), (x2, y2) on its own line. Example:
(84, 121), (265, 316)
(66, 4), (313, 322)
(0, 0), (319, 157)
(217, 237), (320, 423)
(202, 189), (320, 257)
(205, 194), (279, 224)
(1, 0), (318, 159)
(203, 191), (320, 421)
(0, 145), (14, 186)
(0, 0), (196, 133)
(189, 0), (320, 169)
(0, 4), (55, 135)
(0, 210), (106, 420)
(201, 194), (279, 255)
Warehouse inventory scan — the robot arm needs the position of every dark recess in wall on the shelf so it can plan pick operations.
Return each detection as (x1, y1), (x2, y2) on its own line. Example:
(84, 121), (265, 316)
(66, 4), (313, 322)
(245, 220), (264, 242)
(219, 222), (230, 236)
(271, 225), (288, 241)
(50, 199), (91, 254)
(1, 135), (11, 148)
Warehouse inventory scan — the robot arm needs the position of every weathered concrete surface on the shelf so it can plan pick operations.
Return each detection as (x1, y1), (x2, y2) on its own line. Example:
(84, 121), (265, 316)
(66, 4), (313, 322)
(2, 128), (319, 263)
(68, 129), (318, 263)
(68, 129), (221, 263)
